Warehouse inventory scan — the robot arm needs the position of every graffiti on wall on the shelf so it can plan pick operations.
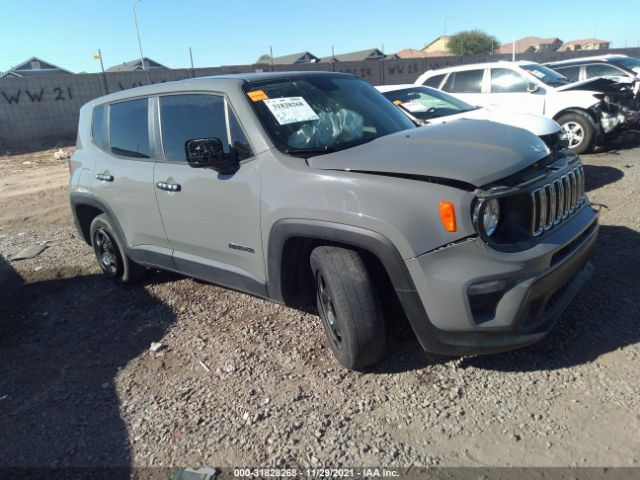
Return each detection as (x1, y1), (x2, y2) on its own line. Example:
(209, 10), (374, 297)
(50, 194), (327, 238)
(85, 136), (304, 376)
(1, 86), (73, 105)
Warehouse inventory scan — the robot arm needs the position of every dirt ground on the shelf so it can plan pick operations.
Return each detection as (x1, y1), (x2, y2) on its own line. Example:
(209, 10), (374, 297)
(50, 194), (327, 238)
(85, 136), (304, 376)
(0, 136), (639, 470)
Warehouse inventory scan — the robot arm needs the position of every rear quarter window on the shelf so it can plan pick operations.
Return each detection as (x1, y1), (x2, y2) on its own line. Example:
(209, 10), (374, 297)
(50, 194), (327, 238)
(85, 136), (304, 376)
(91, 105), (106, 150)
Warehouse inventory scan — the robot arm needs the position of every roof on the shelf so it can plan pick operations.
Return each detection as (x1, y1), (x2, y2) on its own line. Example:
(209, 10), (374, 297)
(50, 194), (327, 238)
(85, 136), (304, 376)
(563, 38), (610, 46)
(270, 51), (320, 65)
(0, 56), (72, 77)
(106, 57), (167, 72)
(421, 60), (540, 76)
(558, 38), (610, 51)
(90, 71), (355, 105)
(396, 48), (436, 59)
(496, 36), (561, 54)
(545, 54), (630, 67)
(320, 48), (386, 62)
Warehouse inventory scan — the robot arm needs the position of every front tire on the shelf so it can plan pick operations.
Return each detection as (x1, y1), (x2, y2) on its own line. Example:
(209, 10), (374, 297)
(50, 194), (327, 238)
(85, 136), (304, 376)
(309, 246), (387, 370)
(557, 111), (596, 154)
(90, 214), (145, 283)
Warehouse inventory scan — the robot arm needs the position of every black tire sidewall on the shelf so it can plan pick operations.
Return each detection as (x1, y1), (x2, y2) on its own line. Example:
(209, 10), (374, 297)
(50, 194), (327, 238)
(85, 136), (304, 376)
(90, 215), (125, 280)
(310, 247), (386, 370)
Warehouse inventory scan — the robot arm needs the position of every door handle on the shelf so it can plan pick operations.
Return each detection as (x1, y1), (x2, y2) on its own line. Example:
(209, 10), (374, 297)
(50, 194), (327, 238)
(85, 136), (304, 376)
(156, 181), (181, 192)
(95, 173), (114, 182)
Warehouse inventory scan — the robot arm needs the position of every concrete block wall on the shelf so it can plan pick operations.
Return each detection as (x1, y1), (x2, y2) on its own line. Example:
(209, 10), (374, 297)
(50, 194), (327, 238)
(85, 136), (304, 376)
(1, 48), (639, 148)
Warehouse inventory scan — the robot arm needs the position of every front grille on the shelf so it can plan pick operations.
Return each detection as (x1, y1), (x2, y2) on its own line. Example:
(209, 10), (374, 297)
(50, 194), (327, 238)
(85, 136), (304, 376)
(530, 166), (585, 237)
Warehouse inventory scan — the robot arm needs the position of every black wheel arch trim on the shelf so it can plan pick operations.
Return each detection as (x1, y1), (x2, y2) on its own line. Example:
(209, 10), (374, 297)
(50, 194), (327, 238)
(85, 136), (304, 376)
(70, 193), (127, 246)
(266, 218), (448, 352)
(69, 192), (175, 270)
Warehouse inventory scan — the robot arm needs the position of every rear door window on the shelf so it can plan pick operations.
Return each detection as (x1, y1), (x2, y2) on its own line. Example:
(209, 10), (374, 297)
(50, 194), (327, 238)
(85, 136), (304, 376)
(159, 94), (253, 162)
(490, 68), (529, 93)
(442, 69), (484, 93)
(109, 99), (150, 158)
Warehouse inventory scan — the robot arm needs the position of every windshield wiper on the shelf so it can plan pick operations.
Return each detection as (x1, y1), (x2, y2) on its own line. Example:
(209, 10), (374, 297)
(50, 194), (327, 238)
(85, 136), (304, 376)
(283, 146), (339, 157)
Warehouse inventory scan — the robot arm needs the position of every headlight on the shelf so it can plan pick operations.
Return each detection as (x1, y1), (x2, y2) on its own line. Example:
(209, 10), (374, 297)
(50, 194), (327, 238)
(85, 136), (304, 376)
(474, 198), (501, 237)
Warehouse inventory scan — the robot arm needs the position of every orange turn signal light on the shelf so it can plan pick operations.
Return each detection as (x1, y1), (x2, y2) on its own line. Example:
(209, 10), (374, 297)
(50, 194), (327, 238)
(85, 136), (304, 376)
(439, 201), (457, 232)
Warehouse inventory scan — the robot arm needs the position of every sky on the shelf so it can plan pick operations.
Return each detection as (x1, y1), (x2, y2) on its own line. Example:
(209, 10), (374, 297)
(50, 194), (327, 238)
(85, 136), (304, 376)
(1, 0), (640, 74)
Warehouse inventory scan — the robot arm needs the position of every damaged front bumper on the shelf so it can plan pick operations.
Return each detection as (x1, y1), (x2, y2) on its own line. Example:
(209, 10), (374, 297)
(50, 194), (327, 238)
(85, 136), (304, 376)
(594, 95), (640, 135)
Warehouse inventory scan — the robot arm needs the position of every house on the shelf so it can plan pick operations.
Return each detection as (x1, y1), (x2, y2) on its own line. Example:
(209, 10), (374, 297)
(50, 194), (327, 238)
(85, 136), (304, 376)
(496, 36), (562, 55)
(396, 48), (454, 59)
(558, 39), (610, 52)
(421, 35), (454, 55)
(396, 48), (433, 59)
(321, 48), (393, 62)
(0, 57), (72, 78)
(270, 51), (320, 65)
(106, 57), (167, 72)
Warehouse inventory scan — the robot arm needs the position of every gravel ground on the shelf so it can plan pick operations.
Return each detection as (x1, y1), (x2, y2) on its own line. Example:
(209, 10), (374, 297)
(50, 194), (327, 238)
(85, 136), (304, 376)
(0, 136), (639, 469)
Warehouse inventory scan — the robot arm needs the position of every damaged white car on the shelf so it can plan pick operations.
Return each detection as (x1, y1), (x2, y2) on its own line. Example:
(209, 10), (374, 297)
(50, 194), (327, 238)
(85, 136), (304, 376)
(415, 61), (629, 154)
(376, 84), (564, 152)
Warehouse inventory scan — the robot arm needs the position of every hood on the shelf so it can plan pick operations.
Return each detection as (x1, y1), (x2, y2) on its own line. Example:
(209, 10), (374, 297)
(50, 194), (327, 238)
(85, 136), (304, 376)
(555, 77), (626, 94)
(307, 119), (550, 187)
(460, 108), (560, 136)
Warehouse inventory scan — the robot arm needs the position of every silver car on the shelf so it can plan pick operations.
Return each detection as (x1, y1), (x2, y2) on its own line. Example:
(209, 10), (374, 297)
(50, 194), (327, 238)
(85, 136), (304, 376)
(69, 72), (599, 370)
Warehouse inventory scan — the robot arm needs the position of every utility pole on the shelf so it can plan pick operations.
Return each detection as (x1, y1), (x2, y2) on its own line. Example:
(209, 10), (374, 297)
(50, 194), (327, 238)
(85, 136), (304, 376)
(512, 34), (516, 62)
(98, 48), (105, 73)
(269, 45), (274, 70)
(189, 47), (195, 77)
(132, 0), (150, 83)
(444, 15), (453, 53)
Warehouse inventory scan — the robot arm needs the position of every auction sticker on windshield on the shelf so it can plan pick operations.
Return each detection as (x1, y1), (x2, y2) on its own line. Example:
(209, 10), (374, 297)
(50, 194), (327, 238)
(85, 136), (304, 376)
(263, 97), (319, 125)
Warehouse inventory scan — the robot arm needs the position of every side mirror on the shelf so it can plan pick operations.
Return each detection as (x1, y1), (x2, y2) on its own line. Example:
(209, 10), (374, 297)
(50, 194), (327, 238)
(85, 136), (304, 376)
(527, 82), (539, 93)
(185, 138), (238, 174)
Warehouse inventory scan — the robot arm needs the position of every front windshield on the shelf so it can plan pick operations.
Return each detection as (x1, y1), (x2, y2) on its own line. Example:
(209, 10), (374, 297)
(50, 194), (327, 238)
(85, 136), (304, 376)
(381, 86), (477, 121)
(245, 75), (415, 155)
(613, 56), (640, 73)
(522, 63), (571, 87)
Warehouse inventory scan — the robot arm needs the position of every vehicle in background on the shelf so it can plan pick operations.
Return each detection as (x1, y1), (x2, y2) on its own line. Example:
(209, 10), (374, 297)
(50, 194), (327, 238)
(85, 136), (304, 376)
(545, 54), (640, 94)
(415, 61), (632, 154)
(376, 84), (564, 152)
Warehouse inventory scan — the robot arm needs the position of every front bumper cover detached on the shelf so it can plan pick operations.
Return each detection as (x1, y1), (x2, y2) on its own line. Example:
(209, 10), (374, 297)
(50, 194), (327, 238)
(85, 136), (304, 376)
(402, 206), (599, 356)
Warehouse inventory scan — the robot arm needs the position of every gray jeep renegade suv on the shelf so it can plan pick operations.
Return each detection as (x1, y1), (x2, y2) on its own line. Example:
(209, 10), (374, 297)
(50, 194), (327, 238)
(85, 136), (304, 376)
(69, 72), (598, 370)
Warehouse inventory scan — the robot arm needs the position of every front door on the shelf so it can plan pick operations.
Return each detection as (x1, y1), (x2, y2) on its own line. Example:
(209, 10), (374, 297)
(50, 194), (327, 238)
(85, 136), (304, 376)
(485, 67), (545, 115)
(152, 93), (265, 293)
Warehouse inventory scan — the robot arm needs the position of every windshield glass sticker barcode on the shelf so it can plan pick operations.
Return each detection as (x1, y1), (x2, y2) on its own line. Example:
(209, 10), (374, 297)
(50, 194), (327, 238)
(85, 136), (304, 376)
(263, 97), (319, 125)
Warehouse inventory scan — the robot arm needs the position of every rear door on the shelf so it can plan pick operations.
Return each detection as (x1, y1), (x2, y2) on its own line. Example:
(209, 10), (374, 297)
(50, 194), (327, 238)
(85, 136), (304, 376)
(153, 93), (265, 292)
(91, 97), (171, 258)
(486, 67), (545, 115)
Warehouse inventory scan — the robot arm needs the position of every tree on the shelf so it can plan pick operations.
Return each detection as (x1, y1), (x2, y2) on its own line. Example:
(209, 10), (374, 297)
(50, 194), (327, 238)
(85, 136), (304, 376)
(257, 53), (271, 63)
(446, 30), (500, 56)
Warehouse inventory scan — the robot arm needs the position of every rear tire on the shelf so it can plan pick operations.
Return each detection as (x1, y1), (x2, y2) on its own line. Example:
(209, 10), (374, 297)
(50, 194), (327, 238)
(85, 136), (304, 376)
(557, 111), (596, 155)
(90, 214), (145, 283)
(309, 246), (387, 370)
